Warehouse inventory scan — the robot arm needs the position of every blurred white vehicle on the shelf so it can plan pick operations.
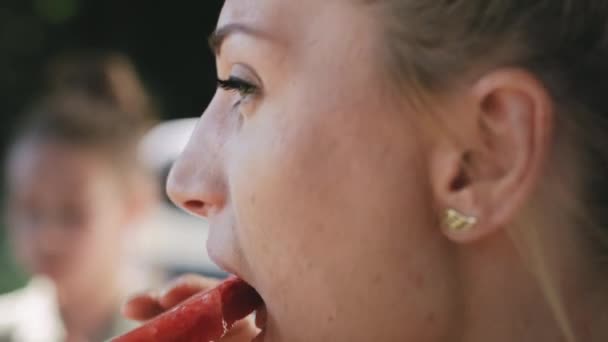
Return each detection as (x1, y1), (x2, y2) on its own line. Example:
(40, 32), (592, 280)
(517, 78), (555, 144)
(135, 118), (225, 279)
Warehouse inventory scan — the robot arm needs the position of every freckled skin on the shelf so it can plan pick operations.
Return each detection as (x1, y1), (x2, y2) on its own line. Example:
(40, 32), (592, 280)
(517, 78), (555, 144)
(165, 0), (465, 341)
(168, 1), (459, 341)
(151, 1), (608, 341)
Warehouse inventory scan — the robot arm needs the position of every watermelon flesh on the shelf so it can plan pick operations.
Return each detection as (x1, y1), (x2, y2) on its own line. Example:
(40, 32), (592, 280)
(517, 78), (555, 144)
(112, 277), (263, 342)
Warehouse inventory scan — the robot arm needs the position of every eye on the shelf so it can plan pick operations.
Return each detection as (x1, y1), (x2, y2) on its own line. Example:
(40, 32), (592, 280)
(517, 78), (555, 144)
(216, 64), (262, 113)
(217, 77), (258, 99)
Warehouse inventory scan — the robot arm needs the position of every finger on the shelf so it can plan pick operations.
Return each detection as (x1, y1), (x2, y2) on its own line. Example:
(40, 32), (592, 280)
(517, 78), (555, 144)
(122, 292), (165, 321)
(159, 274), (220, 309)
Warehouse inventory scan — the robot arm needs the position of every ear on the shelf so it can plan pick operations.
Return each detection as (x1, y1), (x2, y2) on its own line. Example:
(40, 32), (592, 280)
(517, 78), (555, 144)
(430, 69), (554, 243)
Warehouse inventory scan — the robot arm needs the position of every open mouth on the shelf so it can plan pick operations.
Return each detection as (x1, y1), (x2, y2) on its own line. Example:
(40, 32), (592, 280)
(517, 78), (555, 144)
(221, 277), (264, 325)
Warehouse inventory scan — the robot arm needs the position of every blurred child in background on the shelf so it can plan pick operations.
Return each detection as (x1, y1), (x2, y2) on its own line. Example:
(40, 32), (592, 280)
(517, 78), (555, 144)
(46, 51), (158, 124)
(0, 53), (158, 342)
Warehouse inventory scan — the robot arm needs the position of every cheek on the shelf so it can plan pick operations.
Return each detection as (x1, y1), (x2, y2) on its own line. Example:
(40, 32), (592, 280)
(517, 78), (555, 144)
(70, 208), (123, 261)
(64, 229), (119, 283)
(228, 101), (457, 340)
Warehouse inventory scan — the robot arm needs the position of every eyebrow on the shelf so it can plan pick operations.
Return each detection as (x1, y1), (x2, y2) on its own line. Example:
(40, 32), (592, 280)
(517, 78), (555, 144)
(208, 23), (272, 56)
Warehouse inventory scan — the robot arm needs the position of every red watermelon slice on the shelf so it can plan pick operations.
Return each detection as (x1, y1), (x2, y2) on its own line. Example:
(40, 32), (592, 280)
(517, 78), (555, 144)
(112, 277), (262, 342)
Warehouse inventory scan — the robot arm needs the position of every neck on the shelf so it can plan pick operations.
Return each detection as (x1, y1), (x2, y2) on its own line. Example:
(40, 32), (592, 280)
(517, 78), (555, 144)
(565, 277), (608, 342)
(56, 266), (122, 339)
(455, 231), (608, 342)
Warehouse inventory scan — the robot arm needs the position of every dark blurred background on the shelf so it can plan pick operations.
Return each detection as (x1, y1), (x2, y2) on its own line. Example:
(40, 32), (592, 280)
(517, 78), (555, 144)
(0, 0), (224, 293)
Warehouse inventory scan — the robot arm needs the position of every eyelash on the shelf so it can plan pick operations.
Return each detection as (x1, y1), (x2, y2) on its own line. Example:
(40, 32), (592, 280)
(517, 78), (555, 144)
(217, 77), (258, 98)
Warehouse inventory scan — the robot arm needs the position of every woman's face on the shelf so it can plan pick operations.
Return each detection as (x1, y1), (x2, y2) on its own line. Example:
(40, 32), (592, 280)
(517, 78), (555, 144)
(6, 141), (128, 290)
(169, 1), (458, 341)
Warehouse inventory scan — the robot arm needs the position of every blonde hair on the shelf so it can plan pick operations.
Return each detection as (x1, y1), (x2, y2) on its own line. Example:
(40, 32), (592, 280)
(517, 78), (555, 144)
(47, 51), (158, 124)
(13, 51), (159, 188)
(366, 0), (608, 340)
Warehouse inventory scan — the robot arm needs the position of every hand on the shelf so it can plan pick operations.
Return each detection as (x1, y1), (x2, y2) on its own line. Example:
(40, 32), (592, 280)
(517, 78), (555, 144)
(122, 274), (259, 342)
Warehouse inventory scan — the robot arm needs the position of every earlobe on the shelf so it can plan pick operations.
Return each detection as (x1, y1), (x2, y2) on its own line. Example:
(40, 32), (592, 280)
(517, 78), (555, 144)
(443, 208), (477, 232)
(431, 68), (554, 244)
(429, 140), (483, 243)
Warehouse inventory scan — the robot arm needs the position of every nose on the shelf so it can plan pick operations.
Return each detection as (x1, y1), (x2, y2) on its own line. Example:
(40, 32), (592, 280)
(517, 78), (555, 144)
(167, 167), (225, 218)
(166, 116), (228, 219)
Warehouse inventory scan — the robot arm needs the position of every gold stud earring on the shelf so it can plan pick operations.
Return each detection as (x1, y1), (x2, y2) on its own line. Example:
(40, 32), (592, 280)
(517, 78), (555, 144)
(443, 209), (477, 232)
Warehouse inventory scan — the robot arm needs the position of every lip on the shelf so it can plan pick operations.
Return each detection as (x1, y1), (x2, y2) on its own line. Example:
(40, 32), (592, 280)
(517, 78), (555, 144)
(207, 247), (268, 321)
(218, 262), (243, 280)
(206, 243), (243, 280)
(205, 228), (268, 337)
(35, 262), (63, 278)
